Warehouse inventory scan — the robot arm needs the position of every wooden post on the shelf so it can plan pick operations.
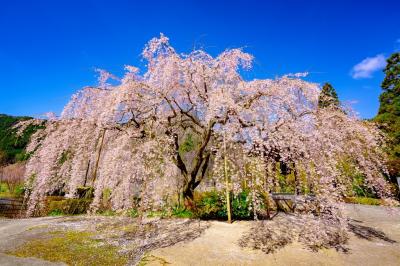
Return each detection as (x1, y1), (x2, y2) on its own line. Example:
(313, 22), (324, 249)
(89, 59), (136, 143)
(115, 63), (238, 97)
(224, 132), (232, 224)
(92, 129), (106, 184)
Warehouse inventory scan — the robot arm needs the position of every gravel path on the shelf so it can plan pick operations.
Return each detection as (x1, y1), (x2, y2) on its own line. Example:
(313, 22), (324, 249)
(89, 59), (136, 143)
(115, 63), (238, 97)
(0, 204), (399, 265)
(148, 204), (400, 266)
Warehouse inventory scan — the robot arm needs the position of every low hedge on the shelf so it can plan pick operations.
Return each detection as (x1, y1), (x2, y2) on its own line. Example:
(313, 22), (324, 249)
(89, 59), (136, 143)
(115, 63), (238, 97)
(48, 198), (92, 215)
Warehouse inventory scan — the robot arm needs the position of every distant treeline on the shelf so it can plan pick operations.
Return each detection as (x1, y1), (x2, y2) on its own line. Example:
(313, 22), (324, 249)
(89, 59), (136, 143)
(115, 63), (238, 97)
(0, 114), (44, 165)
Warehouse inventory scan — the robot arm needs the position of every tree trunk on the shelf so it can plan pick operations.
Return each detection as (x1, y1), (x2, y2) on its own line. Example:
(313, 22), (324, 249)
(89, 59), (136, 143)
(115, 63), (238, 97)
(92, 129), (106, 184)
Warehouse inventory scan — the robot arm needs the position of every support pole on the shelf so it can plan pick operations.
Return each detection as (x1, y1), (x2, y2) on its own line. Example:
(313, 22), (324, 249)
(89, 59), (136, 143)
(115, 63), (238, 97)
(224, 131), (232, 224)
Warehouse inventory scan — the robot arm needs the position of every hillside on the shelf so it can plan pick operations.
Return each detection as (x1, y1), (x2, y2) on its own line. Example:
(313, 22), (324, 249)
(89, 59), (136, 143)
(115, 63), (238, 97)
(0, 114), (44, 165)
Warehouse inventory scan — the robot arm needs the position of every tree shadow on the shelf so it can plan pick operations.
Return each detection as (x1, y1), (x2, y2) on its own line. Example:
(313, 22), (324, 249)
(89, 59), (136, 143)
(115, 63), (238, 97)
(348, 222), (396, 243)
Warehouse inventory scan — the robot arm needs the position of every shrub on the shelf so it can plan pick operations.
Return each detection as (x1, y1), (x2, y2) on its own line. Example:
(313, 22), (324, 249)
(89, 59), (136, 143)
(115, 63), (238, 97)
(47, 198), (92, 215)
(194, 190), (227, 219)
(193, 190), (253, 220)
(76, 186), (94, 199)
(231, 190), (252, 219)
(171, 206), (194, 218)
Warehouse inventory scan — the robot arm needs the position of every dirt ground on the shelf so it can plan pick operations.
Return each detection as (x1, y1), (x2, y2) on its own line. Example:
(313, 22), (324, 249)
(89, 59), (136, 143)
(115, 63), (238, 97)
(148, 204), (400, 266)
(0, 204), (399, 266)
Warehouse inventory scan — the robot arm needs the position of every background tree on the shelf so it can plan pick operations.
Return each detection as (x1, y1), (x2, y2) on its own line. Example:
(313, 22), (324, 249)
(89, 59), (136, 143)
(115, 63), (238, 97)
(375, 52), (400, 180)
(318, 83), (340, 109)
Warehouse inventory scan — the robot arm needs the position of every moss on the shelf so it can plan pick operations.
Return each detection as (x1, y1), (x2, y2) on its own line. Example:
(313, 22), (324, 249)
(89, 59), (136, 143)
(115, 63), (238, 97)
(9, 230), (128, 266)
(139, 254), (170, 266)
(344, 197), (383, 206)
(146, 210), (168, 218)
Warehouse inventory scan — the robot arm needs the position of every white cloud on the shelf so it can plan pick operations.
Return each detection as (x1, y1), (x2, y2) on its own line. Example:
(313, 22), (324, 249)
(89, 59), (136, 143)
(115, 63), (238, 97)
(350, 54), (386, 79)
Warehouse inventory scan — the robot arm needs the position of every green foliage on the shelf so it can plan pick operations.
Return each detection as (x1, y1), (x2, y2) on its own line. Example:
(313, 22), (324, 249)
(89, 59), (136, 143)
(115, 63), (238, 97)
(48, 209), (64, 216)
(231, 190), (252, 219)
(47, 198), (92, 215)
(58, 149), (73, 165)
(318, 83), (340, 109)
(0, 182), (11, 198)
(381, 52), (400, 93)
(98, 210), (117, 216)
(146, 209), (168, 218)
(76, 186), (94, 199)
(194, 190), (227, 219)
(14, 184), (25, 197)
(179, 133), (198, 155)
(129, 208), (139, 218)
(337, 159), (374, 197)
(194, 190), (252, 220)
(9, 230), (128, 266)
(375, 52), (400, 178)
(0, 114), (45, 164)
(344, 197), (383, 206)
(0, 182), (25, 198)
(171, 206), (194, 218)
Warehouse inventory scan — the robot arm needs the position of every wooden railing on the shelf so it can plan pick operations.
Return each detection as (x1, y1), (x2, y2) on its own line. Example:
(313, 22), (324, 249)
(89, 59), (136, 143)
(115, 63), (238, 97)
(0, 197), (26, 218)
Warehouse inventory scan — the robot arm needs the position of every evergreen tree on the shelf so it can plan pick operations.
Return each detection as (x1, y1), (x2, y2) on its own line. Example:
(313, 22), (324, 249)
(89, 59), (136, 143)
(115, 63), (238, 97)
(318, 83), (340, 109)
(375, 52), (400, 178)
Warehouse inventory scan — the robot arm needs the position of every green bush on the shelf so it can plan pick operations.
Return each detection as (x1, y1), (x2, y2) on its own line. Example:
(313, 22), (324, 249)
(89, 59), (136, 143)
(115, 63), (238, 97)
(48, 209), (63, 216)
(194, 190), (227, 219)
(76, 186), (94, 199)
(171, 206), (194, 218)
(194, 190), (253, 220)
(231, 190), (252, 219)
(47, 198), (92, 215)
(14, 185), (25, 197)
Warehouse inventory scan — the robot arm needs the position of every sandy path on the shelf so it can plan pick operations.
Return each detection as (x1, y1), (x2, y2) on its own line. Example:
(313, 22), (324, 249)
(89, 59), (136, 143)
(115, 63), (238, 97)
(148, 204), (400, 266)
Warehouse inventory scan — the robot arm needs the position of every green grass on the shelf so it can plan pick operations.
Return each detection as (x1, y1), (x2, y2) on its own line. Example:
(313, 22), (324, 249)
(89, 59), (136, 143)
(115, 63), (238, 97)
(8, 230), (128, 266)
(344, 197), (383, 206)
(0, 182), (24, 198)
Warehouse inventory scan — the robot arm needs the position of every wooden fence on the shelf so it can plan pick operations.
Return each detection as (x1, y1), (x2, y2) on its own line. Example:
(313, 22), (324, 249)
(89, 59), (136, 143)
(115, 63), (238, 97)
(0, 197), (26, 218)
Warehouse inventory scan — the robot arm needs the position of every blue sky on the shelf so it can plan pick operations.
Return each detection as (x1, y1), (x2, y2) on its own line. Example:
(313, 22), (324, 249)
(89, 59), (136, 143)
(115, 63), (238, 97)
(0, 0), (399, 118)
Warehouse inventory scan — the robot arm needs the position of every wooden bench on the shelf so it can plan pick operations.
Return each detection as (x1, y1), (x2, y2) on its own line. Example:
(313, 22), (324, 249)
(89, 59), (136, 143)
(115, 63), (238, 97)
(270, 193), (316, 213)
